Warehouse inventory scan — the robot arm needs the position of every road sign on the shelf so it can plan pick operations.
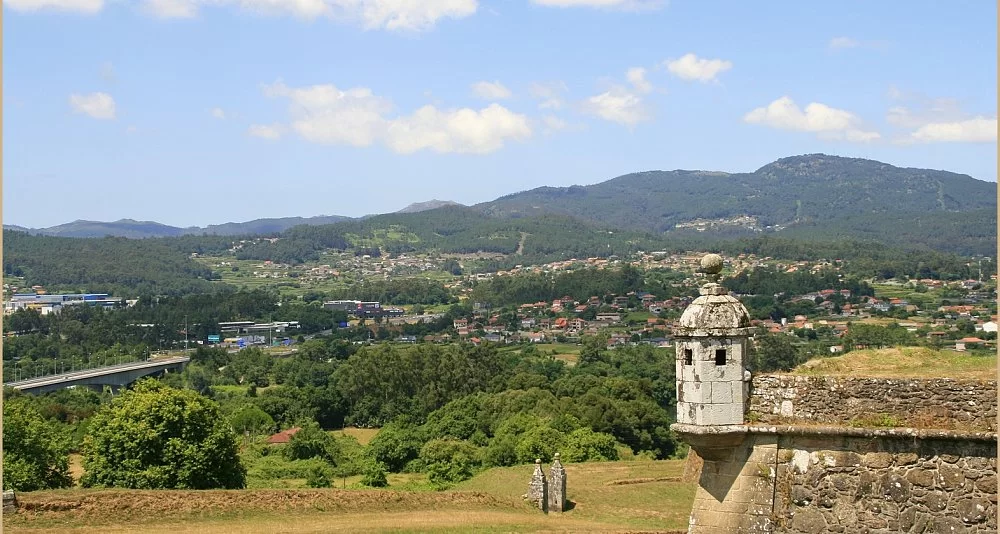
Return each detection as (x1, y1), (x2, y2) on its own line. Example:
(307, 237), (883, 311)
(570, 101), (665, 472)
(208, 334), (221, 343)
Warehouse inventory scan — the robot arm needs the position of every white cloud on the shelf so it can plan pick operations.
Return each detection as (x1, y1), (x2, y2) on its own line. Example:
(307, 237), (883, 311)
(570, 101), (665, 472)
(626, 67), (651, 94)
(908, 117), (997, 143)
(828, 36), (859, 49)
(531, 0), (662, 9)
(352, 0), (477, 31)
(137, 0), (476, 30)
(125, 125), (139, 135)
(142, 0), (198, 17)
(884, 89), (996, 144)
(665, 53), (732, 83)
(828, 36), (890, 52)
(260, 80), (531, 154)
(583, 85), (649, 126)
(248, 123), (284, 140)
(385, 103), (531, 154)
(471, 81), (512, 100)
(743, 96), (879, 142)
(529, 81), (568, 110)
(69, 92), (116, 120)
(5, 0), (103, 13)
(211, 107), (227, 119)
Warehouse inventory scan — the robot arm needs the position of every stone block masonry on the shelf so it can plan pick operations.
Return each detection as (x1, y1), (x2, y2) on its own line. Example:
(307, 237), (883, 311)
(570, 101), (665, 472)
(772, 431), (997, 533)
(677, 425), (997, 534)
(526, 459), (547, 512)
(548, 454), (567, 513)
(750, 376), (997, 432)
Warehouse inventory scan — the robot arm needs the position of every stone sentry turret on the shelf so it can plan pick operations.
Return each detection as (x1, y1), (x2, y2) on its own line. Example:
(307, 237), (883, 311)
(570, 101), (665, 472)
(673, 253), (753, 427)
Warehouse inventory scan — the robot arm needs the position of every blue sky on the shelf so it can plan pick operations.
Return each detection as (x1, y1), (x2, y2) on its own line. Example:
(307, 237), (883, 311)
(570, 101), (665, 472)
(4, 0), (997, 228)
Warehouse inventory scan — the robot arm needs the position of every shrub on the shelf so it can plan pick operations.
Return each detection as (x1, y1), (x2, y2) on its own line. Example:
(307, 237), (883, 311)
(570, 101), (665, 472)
(81, 380), (246, 489)
(2, 399), (73, 491)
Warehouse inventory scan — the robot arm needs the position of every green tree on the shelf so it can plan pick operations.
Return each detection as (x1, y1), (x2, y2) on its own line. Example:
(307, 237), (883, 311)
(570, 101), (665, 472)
(2, 398), (73, 491)
(228, 404), (276, 436)
(81, 380), (246, 489)
(561, 428), (620, 463)
(752, 332), (800, 372)
(284, 422), (340, 463)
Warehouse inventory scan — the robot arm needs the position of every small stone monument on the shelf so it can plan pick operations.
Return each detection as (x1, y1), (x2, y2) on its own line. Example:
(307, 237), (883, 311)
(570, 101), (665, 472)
(3, 490), (17, 513)
(547, 453), (567, 512)
(526, 458), (548, 512)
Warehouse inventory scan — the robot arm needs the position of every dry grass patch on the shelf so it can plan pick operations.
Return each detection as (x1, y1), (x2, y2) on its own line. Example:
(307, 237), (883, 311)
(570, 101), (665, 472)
(7, 461), (695, 533)
(331, 426), (380, 446)
(794, 347), (996, 380)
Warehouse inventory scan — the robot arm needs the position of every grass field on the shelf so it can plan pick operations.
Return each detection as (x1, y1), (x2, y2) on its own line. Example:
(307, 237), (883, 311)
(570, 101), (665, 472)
(794, 346), (997, 380)
(331, 427), (381, 446)
(5, 460), (693, 533)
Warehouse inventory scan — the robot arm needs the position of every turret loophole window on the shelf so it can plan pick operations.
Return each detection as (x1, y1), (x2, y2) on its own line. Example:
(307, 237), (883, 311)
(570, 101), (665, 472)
(715, 349), (727, 366)
(683, 348), (693, 365)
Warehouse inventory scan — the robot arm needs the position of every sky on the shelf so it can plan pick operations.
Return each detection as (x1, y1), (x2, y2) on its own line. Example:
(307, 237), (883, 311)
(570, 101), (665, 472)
(3, 0), (997, 228)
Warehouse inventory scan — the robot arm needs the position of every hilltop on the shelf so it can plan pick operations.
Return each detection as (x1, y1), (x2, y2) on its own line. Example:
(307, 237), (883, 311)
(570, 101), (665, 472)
(477, 154), (996, 255)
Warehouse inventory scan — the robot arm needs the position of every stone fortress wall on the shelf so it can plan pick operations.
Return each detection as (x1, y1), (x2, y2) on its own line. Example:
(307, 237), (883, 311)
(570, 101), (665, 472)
(684, 390), (998, 534)
(750, 375), (997, 432)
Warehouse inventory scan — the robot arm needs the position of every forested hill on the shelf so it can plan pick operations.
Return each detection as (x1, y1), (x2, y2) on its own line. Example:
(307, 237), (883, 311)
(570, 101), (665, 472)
(5, 215), (352, 239)
(2, 231), (222, 297)
(477, 154), (996, 254)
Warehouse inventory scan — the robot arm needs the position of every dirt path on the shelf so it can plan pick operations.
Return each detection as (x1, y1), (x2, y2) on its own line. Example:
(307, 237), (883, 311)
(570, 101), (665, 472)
(516, 232), (529, 255)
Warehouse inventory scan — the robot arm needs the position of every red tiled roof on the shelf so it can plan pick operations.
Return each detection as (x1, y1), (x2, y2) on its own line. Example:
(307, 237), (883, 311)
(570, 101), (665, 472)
(267, 427), (302, 444)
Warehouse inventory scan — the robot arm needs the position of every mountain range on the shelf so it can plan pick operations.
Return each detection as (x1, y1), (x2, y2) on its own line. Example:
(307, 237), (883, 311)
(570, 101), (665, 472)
(5, 154), (996, 255)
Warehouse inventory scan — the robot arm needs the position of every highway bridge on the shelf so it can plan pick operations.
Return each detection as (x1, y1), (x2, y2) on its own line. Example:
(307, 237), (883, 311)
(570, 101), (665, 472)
(5, 357), (190, 394)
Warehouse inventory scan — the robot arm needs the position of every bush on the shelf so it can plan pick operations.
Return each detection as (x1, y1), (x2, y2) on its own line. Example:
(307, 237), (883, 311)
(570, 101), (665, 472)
(2, 398), (73, 491)
(561, 428), (620, 463)
(305, 465), (332, 488)
(284, 423), (340, 463)
(419, 439), (482, 489)
(360, 459), (388, 487)
(81, 380), (246, 489)
(365, 421), (425, 472)
(514, 426), (566, 465)
(246, 455), (329, 482)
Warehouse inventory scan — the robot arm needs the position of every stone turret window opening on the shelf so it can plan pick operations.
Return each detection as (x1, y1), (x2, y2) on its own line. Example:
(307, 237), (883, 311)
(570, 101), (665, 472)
(715, 349), (727, 366)
(683, 348), (693, 365)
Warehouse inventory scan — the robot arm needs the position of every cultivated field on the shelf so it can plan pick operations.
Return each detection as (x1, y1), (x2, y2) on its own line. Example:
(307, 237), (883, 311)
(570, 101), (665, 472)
(3, 460), (693, 533)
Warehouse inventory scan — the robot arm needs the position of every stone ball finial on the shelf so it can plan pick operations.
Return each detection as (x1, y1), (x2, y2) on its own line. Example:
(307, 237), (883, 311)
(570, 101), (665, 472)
(554, 453), (560, 460)
(535, 458), (541, 464)
(700, 253), (724, 275)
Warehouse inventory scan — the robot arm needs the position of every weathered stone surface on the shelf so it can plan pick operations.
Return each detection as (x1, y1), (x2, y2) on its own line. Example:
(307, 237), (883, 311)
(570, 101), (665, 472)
(956, 497), (990, 524)
(938, 463), (967, 490)
(906, 468), (936, 488)
(789, 507), (826, 534)
(974, 474), (996, 494)
(790, 485), (812, 506)
(750, 376), (997, 432)
(526, 459), (547, 512)
(766, 433), (996, 534)
(547, 454), (566, 513)
(866, 452), (893, 469)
